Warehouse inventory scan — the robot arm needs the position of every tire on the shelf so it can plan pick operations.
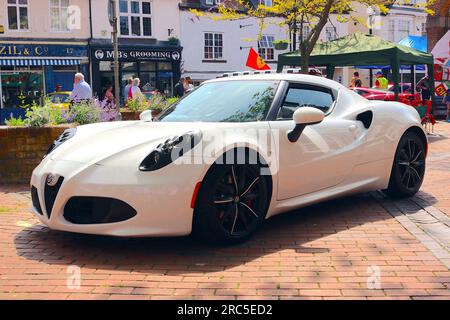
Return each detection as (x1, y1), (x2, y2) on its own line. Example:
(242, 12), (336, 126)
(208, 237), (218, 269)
(193, 163), (270, 244)
(385, 131), (426, 198)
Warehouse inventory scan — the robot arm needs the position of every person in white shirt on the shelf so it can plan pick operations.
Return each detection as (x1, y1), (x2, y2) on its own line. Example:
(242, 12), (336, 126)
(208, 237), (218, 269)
(131, 78), (145, 101)
(69, 73), (92, 102)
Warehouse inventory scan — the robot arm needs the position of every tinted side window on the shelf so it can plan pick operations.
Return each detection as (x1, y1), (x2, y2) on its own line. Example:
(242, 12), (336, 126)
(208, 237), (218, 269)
(277, 85), (334, 120)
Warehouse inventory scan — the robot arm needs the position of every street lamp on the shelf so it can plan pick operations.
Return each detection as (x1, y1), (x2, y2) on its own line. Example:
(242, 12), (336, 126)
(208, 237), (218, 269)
(108, 0), (120, 108)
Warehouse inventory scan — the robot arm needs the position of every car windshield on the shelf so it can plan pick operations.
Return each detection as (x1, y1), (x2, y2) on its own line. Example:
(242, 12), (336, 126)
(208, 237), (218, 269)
(158, 80), (279, 122)
(50, 94), (69, 103)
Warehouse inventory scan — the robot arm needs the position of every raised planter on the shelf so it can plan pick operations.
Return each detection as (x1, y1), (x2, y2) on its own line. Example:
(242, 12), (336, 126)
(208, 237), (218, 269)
(120, 110), (141, 121)
(274, 41), (289, 50)
(121, 109), (162, 120)
(0, 124), (76, 184)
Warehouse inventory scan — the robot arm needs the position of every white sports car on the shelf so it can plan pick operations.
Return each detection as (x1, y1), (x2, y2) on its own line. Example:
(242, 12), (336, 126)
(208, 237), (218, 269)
(30, 73), (427, 244)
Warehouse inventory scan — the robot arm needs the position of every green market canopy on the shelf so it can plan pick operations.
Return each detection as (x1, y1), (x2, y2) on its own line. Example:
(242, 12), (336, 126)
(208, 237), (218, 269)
(277, 32), (434, 99)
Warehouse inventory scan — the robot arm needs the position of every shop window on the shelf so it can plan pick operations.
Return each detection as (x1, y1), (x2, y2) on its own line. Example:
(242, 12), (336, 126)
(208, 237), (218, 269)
(1, 70), (44, 109)
(50, 0), (69, 32)
(204, 32), (223, 60)
(258, 35), (274, 61)
(119, 0), (152, 38)
(157, 62), (172, 71)
(99, 61), (113, 72)
(7, 0), (29, 31)
(141, 61), (156, 71)
(122, 62), (138, 71)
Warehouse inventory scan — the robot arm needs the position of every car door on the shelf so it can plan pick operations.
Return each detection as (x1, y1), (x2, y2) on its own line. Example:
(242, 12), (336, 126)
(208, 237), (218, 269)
(269, 82), (363, 200)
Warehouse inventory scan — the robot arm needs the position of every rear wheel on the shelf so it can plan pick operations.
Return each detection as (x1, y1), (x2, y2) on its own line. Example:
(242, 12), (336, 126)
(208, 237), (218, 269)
(193, 163), (269, 244)
(385, 131), (426, 198)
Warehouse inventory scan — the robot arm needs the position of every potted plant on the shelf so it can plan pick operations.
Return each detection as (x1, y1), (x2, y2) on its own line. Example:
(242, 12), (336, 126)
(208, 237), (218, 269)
(273, 40), (289, 50)
(168, 37), (180, 46)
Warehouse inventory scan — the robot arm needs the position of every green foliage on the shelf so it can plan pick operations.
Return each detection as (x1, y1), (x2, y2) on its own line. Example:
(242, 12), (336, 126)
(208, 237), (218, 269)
(63, 100), (101, 125)
(148, 95), (179, 112)
(5, 115), (25, 127)
(24, 102), (51, 127)
(168, 36), (180, 45)
(5, 98), (106, 127)
(126, 98), (149, 112)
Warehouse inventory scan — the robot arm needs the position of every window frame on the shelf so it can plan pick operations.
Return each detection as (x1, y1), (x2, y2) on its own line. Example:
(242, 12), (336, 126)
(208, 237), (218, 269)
(325, 26), (337, 41)
(7, 0), (30, 32)
(203, 32), (224, 61)
(258, 35), (275, 61)
(118, 0), (153, 39)
(274, 82), (336, 121)
(49, 0), (70, 33)
(259, 0), (273, 6)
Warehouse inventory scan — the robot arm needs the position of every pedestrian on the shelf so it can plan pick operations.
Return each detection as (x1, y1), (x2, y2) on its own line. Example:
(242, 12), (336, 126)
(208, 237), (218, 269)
(131, 78), (145, 101)
(184, 76), (195, 93)
(443, 87), (450, 122)
(55, 85), (62, 92)
(374, 71), (388, 90)
(416, 75), (431, 102)
(68, 73), (92, 102)
(123, 77), (133, 103)
(100, 85), (115, 108)
(174, 77), (185, 97)
(350, 72), (362, 88)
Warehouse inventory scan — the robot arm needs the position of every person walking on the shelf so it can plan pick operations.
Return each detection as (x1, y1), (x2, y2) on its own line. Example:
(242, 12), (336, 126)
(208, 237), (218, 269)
(131, 78), (145, 101)
(416, 75), (431, 102)
(184, 76), (195, 93)
(68, 73), (92, 102)
(349, 72), (362, 88)
(443, 87), (450, 122)
(123, 77), (133, 103)
(174, 77), (185, 97)
(374, 71), (388, 90)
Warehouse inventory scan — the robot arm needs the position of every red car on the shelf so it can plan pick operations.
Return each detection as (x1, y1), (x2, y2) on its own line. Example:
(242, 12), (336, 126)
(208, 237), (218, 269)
(353, 87), (419, 103)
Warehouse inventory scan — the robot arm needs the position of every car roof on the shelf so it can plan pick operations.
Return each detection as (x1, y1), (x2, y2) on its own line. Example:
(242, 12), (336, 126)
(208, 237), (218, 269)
(205, 73), (347, 91)
(49, 91), (71, 95)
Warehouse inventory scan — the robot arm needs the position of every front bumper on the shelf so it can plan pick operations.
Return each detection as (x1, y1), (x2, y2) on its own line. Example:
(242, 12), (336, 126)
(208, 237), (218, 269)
(30, 157), (208, 237)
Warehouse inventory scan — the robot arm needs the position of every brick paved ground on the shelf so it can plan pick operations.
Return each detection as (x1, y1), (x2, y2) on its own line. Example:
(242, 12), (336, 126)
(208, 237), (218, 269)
(0, 122), (449, 300)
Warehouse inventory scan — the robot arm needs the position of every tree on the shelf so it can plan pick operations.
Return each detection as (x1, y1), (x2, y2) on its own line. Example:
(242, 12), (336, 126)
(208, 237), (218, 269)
(191, 0), (435, 73)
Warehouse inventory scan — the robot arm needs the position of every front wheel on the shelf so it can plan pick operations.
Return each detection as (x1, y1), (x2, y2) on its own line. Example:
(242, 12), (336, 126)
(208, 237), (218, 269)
(193, 164), (269, 244)
(385, 131), (426, 198)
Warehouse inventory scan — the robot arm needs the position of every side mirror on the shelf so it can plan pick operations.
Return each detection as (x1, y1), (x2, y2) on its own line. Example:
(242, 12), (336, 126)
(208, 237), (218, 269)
(139, 110), (153, 121)
(288, 107), (324, 142)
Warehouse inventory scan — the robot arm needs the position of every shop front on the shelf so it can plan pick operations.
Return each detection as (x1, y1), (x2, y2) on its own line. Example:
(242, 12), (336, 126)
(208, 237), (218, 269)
(0, 41), (89, 121)
(90, 43), (182, 102)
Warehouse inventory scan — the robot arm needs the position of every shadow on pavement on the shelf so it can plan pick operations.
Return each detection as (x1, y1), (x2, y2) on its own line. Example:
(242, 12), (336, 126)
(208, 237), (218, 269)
(14, 192), (411, 275)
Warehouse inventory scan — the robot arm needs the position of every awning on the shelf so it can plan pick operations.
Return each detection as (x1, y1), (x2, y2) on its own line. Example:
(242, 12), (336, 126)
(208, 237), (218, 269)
(0, 58), (82, 66)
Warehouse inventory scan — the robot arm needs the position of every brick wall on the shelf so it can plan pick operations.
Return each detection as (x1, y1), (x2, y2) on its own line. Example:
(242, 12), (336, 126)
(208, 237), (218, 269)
(427, 0), (450, 52)
(0, 125), (76, 184)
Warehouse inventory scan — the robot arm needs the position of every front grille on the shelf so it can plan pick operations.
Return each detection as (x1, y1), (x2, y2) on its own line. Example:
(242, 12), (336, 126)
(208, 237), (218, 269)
(44, 176), (64, 218)
(64, 197), (137, 224)
(31, 186), (43, 215)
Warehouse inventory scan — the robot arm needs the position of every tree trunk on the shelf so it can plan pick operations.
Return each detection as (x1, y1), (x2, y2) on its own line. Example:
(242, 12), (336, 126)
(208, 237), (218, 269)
(300, 45), (309, 74)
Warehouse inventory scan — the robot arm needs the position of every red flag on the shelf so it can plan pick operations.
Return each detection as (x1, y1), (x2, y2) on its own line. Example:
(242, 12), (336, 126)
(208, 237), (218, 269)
(246, 48), (271, 71)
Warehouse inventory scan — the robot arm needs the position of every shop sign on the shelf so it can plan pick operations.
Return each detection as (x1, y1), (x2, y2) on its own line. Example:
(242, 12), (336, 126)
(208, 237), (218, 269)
(0, 43), (88, 57)
(93, 48), (181, 62)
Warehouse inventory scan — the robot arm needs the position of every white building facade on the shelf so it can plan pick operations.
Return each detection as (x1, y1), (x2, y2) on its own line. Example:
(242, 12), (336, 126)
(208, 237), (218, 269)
(0, 0), (91, 110)
(89, 0), (183, 98)
(179, 0), (359, 85)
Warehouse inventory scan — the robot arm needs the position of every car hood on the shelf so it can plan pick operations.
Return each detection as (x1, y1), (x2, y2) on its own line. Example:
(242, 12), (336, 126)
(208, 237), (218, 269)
(49, 121), (210, 164)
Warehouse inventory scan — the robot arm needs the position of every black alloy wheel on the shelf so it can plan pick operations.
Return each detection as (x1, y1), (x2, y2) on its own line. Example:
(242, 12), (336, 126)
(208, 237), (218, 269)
(386, 131), (426, 198)
(194, 163), (269, 244)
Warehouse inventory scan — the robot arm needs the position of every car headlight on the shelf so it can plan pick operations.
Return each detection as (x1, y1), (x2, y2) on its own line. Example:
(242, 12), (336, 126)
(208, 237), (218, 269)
(139, 131), (202, 171)
(45, 127), (77, 157)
